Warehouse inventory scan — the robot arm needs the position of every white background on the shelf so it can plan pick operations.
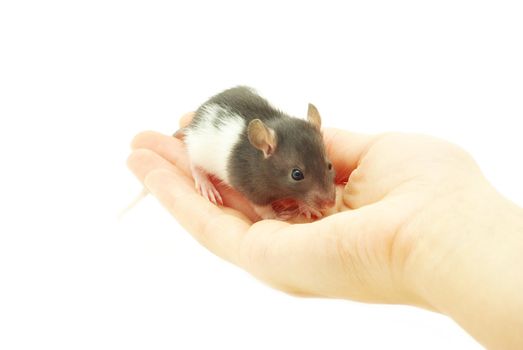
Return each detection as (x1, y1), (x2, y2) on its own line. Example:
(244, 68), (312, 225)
(1, 1), (522, 349)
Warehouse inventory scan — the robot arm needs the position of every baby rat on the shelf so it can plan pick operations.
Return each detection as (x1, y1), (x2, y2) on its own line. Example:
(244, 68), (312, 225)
(182, 86), (336, 220)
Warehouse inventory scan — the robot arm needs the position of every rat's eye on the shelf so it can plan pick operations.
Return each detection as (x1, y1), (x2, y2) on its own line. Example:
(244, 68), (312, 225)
(327, 162), (332, 170)
(291, 168), (304, 181)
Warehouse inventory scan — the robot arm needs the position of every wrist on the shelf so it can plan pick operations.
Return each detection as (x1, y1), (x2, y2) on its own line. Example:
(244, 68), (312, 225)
(407, 182), (523, 348)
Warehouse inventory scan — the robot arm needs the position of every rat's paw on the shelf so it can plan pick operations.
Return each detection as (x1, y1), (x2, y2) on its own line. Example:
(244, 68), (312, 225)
(300, 205), (323, 220)
(200, 182), (223, 206)
(276, 211), (297, 221)
(191, 164), (223, 206)
(253, 206), (302, 222)
(264, 199), (322, 222)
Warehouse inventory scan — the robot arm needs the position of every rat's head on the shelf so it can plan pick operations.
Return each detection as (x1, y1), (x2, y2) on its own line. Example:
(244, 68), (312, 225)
(247, 104), (336, 212)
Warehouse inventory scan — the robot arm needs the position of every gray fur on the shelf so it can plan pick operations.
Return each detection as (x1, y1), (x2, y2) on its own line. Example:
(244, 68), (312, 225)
(190, 86), (336, 207)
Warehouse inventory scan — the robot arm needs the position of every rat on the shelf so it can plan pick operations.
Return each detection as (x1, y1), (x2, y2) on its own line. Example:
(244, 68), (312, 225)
(179, 86), (336, 220)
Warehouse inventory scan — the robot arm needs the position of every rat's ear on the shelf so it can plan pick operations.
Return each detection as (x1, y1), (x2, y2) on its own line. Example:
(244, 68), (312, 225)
(307, 103), (322, 130)
(248, 119), (277, 158)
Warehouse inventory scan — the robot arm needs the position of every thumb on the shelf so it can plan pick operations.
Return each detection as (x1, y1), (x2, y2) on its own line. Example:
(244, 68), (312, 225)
(322, 128), (377, 184)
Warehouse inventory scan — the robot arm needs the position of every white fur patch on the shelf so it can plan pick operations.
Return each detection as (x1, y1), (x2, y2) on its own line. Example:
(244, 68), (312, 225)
(184, 104), (245, 184)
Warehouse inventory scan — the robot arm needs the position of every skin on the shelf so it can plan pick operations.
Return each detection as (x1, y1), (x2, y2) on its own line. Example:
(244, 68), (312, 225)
(128, 112), (523, 349)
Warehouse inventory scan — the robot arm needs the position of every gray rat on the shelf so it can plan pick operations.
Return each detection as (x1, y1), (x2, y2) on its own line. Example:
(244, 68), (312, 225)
(182, 86), (336, 220)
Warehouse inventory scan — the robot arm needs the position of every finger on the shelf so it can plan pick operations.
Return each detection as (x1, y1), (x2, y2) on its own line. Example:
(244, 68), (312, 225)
(131, 131), (191, 175)
(179, 112), (195, 128)
(127, 148), (180, 183)
(322, 128), (377, 183)
(144, 167), (252, 265)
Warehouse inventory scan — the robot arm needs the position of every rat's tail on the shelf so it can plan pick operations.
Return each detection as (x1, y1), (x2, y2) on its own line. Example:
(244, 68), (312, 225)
(118, 187), (149, 220)
(119, 128), (185, 221)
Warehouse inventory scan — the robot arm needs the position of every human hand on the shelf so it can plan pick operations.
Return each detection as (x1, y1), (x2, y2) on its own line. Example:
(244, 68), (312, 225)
(128, 113), (523, 349)
(126, 112), (478, 302)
